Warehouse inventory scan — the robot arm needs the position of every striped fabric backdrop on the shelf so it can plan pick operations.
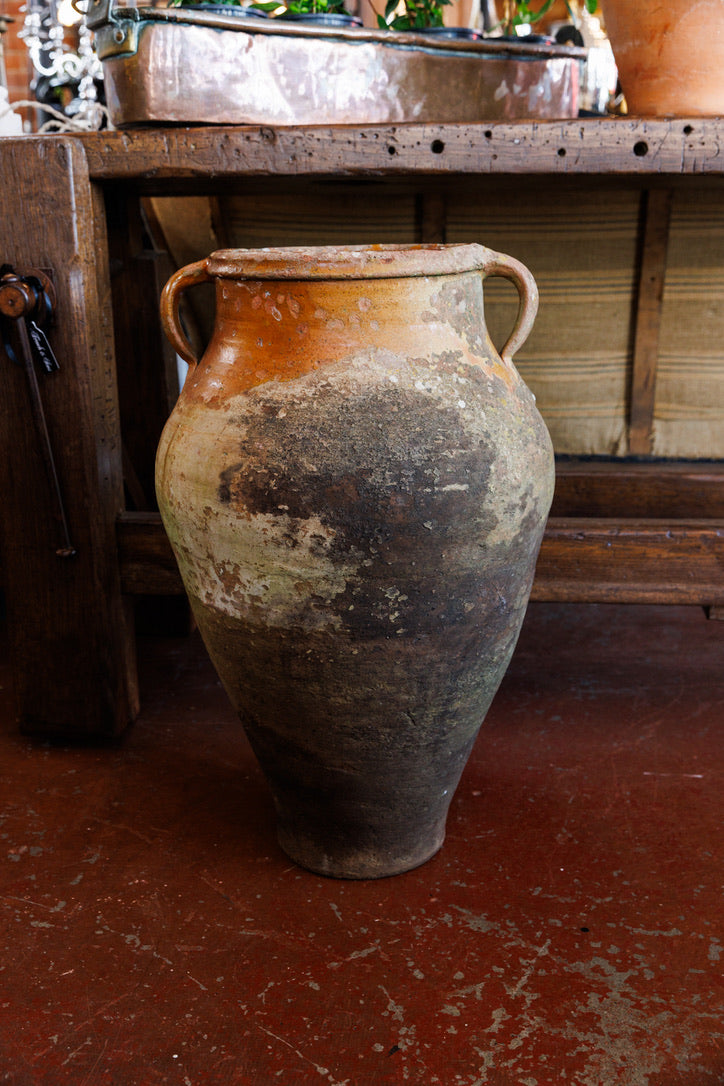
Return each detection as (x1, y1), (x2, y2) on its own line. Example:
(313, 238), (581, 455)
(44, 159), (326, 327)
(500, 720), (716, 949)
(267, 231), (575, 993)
(150, 177), (724, 460)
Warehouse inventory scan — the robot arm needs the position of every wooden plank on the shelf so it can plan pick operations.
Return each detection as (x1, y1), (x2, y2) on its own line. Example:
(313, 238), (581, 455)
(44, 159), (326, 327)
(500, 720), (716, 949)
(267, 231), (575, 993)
(117, 512), (183, 595)
(0, 138), (138, 738)
(117, 512), (724, 606)
(417, 189), (447, 243)
(69, 120), (724, 189)
(628, 188), (673, 454)
(106, 190), (179, 508)
(552, 460), (724, 518)
(533, 517), (724, 605)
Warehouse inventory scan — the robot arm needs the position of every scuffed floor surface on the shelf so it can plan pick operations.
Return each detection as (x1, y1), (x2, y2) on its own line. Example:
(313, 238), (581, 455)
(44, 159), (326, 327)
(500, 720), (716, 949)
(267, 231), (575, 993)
(0, 602), (723, 1085)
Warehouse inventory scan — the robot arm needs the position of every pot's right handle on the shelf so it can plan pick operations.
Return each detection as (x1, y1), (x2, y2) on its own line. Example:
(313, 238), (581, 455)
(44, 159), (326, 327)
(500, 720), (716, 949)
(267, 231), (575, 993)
(159, 258), (212, 368)
(479, 250), (539, 365)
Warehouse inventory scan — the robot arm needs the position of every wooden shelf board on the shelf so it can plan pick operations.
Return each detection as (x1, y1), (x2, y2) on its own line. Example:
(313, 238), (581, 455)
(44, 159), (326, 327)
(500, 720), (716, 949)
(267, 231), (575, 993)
(68, 119), (724, 187)
(552, 460), (724, 519)
(534, 517), (724, 605)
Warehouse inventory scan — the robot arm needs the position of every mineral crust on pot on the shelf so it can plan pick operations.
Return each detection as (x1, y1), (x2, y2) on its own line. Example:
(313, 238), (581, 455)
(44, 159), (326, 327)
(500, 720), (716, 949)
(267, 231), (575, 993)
(156, 244), (554, 879)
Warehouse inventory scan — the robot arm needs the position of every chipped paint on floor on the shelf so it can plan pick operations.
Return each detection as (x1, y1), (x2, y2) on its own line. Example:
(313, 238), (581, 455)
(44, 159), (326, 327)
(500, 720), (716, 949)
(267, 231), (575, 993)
(0, 602), (722, 1083)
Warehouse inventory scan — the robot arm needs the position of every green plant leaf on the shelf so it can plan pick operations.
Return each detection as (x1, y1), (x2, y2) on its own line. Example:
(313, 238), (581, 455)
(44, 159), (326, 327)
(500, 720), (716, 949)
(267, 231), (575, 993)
(525, 0), (556, 24)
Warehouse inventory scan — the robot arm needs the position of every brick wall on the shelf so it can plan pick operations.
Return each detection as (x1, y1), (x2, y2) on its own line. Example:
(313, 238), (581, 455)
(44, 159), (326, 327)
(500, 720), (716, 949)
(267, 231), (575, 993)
(1, 0), (33, 108)
(1, 1), (88, 129)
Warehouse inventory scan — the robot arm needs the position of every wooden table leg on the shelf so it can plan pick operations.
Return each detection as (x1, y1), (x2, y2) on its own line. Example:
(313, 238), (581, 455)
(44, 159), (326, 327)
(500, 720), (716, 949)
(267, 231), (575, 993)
(0, 137), (138, 739)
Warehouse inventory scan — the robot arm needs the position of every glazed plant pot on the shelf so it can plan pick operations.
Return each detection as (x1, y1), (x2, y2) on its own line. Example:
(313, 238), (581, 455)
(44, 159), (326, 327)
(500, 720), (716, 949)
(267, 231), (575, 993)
(156, 244), (554, 879)
(599, 0), (724, 116)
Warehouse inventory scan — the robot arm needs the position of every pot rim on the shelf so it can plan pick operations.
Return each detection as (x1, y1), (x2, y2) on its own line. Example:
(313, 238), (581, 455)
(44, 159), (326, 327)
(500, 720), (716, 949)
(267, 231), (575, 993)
(206, 243), (494, 280)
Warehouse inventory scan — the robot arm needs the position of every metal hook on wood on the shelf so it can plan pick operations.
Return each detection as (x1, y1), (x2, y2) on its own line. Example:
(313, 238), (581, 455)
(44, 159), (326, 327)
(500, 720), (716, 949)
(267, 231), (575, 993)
(0, 265), (76, 558)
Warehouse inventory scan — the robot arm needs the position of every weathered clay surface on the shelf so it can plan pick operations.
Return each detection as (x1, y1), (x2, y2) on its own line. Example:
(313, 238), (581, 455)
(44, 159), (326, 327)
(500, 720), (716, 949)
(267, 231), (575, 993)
(157, 247), (554, 878)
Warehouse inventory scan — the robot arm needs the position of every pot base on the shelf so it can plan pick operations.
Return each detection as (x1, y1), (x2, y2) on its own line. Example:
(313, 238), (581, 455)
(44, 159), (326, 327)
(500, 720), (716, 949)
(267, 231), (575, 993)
(276, 824), (446, 880)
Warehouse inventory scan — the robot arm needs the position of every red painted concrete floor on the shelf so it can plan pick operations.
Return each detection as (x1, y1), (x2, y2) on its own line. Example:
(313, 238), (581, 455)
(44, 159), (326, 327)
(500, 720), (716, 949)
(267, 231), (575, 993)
(1, 602), (723, 1085)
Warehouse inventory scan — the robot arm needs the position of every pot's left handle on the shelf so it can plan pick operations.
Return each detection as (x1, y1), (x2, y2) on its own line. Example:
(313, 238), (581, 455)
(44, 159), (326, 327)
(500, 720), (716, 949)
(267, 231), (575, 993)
(479, 250), (539, 366)
(160, 259), (212, 368)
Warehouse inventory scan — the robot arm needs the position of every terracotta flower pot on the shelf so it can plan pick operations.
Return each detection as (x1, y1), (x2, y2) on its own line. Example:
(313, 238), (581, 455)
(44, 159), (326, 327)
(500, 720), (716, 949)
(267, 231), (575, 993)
(599, 0), (724, 116)
(156, 244), (554, 879)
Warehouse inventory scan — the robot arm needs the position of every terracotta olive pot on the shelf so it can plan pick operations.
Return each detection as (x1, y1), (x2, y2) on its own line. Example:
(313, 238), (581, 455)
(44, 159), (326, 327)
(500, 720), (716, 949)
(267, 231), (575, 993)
(156, 244), (554, 879)
(599, 0), (724, 116)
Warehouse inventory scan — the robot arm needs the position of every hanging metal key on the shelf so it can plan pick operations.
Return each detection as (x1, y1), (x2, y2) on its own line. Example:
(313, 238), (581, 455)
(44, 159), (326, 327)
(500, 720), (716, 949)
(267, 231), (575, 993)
(0, 265), (76, 558)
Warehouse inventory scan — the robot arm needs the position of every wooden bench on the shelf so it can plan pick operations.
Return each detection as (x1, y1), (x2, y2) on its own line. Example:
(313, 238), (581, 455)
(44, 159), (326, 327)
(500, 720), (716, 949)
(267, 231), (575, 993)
(1, 119), (722, 738)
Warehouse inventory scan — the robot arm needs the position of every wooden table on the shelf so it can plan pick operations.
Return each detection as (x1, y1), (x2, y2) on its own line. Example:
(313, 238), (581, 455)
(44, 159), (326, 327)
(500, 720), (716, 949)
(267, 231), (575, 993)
(1, 119), (723, 739)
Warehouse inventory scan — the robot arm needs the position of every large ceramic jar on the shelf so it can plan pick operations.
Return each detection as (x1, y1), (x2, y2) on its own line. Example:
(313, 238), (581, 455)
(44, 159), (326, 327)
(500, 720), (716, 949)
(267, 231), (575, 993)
(599, 0), (724, 116)
(156, 244), (554, 879)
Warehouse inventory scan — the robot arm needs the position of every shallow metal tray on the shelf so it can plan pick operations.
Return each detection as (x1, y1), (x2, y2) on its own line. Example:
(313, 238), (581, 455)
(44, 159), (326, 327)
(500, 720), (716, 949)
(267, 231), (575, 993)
(86, 0), (584, 127)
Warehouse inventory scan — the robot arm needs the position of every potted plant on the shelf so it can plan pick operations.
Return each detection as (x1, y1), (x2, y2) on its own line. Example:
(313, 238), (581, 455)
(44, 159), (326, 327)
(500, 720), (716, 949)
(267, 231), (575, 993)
(497, 0), (597, 39)
(377, 0), (450, 31)
(376, 0), (490, 39)
(170, 0), (363, 24)
(596, 0), (724, 116)
(168, 0), (270, 16)
(251, 0), (363, 27)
